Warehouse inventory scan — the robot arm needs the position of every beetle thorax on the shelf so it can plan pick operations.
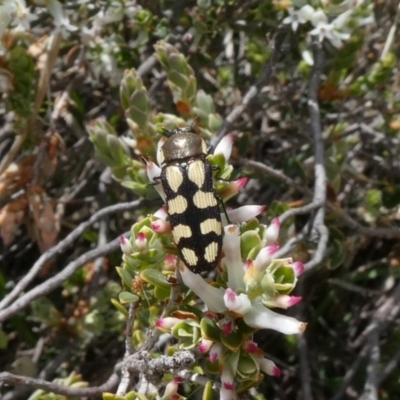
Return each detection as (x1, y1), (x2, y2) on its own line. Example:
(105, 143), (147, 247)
(161, 132), (208, 164)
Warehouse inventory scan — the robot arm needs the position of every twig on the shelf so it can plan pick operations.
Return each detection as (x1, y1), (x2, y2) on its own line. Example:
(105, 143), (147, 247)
(210, 31), (287, 147)
(330, 342), (371, 400)
(116, 303), (136, 396)
(2, 344), (76, 400)
(297, 279), (313, 400)
(304, 36), (328, 271)
(235, 158), (308, 194)
(0, 371), (119, 398)
(0, 233), (128, 322)
(0, 200), (143, 311)
(351, 283), (400, 349)
(378, 346), (400, 385)
(359, 329), (379, 400)
(380, 2), (400, 60)
(88, 168), (112, 297)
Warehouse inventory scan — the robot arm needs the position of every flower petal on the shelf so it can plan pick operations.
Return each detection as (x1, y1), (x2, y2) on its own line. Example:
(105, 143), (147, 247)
(265, 218), (281, 244)
(243, 302), (306, 335)
(179, 264), (227, 313)
(225, 205), (265, 224)
(222, 225), (245, 292)
(213, 134), (233, 161)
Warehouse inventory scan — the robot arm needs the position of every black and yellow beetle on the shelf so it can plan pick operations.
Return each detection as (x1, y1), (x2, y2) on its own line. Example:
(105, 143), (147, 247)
(157, 127), (222, 274)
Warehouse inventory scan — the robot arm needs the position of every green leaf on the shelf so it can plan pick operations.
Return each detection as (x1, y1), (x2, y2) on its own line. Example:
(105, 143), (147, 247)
(220, 329), (244, 351)
(119, 291), (139, 304)
(200, 317), (220, 341)
(241, 231), (261, 260)
(202, 381), (214, 400)
(110, 299), (128, 316)
(140, 269), (170, 288)
(154, 285), (171, 300)
(168, 70), (189, 91)
(116, 267), (134, 288)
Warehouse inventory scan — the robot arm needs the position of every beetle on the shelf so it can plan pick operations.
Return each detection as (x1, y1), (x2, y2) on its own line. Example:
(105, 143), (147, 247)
(156, 126), (222, 274)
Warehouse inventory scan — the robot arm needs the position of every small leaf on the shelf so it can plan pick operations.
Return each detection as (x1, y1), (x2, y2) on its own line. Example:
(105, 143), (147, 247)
(119, 291), (139, 304)
(220, 329), (244, 351)
(110, 299), (128, 316)
(115, 267), (134, 288)
(241, 231), (261, 260)
(202, 381), (214, 400)
(140, 269), (170, 288)
(200, 317), (220, 341)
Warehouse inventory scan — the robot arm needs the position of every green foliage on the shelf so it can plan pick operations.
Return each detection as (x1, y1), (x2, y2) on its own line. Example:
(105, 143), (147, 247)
(6, 46), (36, 118)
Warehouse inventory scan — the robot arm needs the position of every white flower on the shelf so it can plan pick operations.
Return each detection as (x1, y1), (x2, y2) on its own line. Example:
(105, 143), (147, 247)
(47, 0), (77, 38)
(310, 22), (350, 48)
(310, 9), (328, 27)
(310, 9), (352, 48)
(180, 264), (306, 335)
(223, 288), (252, 315)
(6, 0), (37, 31)
(283, 5), (315, 32)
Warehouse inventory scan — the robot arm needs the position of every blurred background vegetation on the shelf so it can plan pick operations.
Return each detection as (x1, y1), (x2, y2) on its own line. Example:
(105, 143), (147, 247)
(1, 0), (400, 399)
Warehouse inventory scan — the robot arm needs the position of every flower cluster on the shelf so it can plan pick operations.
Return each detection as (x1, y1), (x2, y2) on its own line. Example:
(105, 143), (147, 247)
(117, 131), (307, 398)
(282, 2), (367, 49)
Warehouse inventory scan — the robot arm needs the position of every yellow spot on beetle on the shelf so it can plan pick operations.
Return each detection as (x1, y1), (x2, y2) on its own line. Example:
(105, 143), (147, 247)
(181, 248), (198, 266)
(188, 160), (205, 188)
(172, 224), (192, 243)
(204, 242), (219, 262)
(193, 191), (217, 209)
(200, 219), (221, 235)
(166, 166), (183, 192)
(168, 195), (188, 214)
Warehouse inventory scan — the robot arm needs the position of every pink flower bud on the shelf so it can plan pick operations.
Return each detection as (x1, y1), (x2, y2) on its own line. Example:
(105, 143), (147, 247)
(244, 341), (259, 353)
(135, 232), (147, 251)
(119, 235), (133, 255)
(275, 295), (302, 308)
(220, 365), (236, 400)
(259, 358), (281, 377)
(155, 317), (182, 330)
(163, 376), (183, 399)
(219, 178), (248, 201)
(151, 219), (171, 233)
(265, 218), (281, 244)
(223, 288), (251, 315)
(221, 318), (235, 336)
(254, 244), (279, 272)
(209, 343), (222, 363)
(292, 261), (305, 276)
(198, 339), (213, 353)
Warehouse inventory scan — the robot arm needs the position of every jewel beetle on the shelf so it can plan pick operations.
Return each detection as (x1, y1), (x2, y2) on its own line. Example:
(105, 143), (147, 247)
(156, 127), (222, 274)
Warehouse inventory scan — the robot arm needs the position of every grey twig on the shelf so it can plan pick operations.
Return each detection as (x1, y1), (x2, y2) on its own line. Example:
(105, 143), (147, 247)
(304, 36), (328, 271)
(211, 32), (287, 147)
(0, 233), (129, 322)
(116, 303), (136, 396)
(360, 329), (379, 400)
(0, 200), (143, 312)
(0, 371), (119, 398)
